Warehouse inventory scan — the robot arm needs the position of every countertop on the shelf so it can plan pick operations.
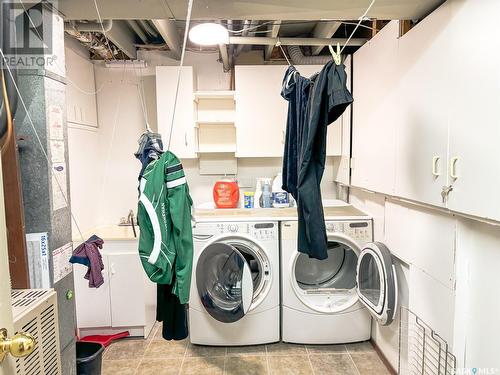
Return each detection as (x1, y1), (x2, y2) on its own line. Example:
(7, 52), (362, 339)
(194, 205), (369, 222)
(72, 205), (369, 241)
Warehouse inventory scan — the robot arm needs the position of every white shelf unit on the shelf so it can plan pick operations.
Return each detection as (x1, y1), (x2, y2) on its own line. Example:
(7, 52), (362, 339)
(197, 123), (237, 153)
(194, 91), (237, 155)
(194, 90), (235, 102)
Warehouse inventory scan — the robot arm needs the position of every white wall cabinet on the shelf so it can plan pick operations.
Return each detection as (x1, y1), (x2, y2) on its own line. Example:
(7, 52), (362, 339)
(446, 0), (500, 221)
(65, 47), (98, 127)
(73, 239), (156, 338)
(352, 6), (500, 221)
(351, 22), (399, 194)
(393, 5), (453, 207)
(235, 64), (346, 158)
(235, 65), (288, 158)
(156, 66), (197, 159)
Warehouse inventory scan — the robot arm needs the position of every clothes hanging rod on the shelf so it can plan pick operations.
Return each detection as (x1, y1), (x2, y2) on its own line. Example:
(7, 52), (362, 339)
(228, 36), (367, 46)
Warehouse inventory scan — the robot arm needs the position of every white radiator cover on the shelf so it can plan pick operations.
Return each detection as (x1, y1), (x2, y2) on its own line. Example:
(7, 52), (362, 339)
(11, 289), (62, 375)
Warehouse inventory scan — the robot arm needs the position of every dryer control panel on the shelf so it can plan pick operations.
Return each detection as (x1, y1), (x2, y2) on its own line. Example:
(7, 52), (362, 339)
(325, 220), (373, 243)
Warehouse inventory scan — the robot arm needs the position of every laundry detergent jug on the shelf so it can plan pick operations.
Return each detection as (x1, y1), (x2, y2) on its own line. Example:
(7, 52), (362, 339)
(213, 179), (240, 208)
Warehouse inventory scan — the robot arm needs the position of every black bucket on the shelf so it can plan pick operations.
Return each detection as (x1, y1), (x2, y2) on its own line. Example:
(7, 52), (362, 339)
(76, 341), (105, 375)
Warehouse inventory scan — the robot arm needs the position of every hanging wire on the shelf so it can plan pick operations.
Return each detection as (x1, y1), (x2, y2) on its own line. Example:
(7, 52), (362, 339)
(167, 0), (194, 151)
(277, 39), (292, 66)
(138, 63), (151, 131)
(227, 20), (273, 33)
(132, 61), (151, 132)
(340, 0), (376, 54)
(93, 0), (117, 61)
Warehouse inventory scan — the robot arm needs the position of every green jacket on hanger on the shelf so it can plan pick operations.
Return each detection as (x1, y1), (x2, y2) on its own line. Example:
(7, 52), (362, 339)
(137, 151), (193, 304)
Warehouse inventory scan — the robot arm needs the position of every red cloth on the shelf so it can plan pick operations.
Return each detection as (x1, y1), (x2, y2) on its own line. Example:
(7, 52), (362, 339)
(72, 236), (105, 288)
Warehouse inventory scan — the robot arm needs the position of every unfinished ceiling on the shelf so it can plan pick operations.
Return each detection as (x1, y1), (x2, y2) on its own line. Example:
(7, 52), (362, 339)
(59, 0), (445, 67)
(58, 0), (444, 21)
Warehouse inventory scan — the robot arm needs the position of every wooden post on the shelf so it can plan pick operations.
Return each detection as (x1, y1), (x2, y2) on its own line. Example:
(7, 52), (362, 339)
(1, 130), (30, 289)
(399, 20), (412, 37)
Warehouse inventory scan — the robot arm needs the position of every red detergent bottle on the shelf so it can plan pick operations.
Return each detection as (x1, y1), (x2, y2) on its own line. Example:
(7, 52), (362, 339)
(213, 179), (240, 208)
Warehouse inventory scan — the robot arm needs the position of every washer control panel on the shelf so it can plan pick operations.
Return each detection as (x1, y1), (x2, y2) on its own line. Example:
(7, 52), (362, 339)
(250, 223), (277, 240)
(212, 222), (277, 240)
(325, 220), (373, 242)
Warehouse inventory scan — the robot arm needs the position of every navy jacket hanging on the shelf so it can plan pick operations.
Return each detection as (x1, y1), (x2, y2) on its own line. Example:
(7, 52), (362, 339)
(281, 61), (353, 260)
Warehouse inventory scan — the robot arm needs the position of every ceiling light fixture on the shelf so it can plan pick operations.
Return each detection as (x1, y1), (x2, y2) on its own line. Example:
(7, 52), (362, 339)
(188, 23), (229, 46)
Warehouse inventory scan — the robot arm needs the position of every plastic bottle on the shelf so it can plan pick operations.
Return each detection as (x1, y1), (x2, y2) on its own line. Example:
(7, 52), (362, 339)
(272, 172), (289, 208)
(260, 179), (273, 208)
(255, 178), (263, 208)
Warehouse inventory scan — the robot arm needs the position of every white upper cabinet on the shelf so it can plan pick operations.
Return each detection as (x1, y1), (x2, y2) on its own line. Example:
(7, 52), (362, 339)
(65, 47), (98, 128)
(447, 0), (500, 221)
(393, 4), (453, 207)
(352, 2), (500, 221)
(156, 66), (197, 159)
(351, 22), (399, 194)
(235, 65), (288, 158)
(235, 64), (346, 158)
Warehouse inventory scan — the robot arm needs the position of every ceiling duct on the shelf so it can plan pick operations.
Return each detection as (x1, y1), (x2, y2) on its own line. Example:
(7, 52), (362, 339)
(287, 45), (332, 65)
(127, 20), (148, 44)
(151, 19), (181, 60)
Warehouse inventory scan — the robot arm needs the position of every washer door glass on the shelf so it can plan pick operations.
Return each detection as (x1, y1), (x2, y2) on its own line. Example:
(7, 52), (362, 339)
(196, 242), (254, 323)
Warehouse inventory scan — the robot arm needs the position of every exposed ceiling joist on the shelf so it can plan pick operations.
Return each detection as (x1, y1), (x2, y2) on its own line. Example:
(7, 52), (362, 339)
(151, 19), (181, 59)
(311, 21), (341, 55)
(228, 36), (367, 46)
(264, 21), (281, 61)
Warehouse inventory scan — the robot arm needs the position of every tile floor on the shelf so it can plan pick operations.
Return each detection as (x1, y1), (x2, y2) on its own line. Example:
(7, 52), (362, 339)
(102, 323), (392, 375)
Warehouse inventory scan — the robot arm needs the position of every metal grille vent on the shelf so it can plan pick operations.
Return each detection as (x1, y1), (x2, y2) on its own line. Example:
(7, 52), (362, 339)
(12, 289), (62, 375)
(399, 306), (456, 375)
(12, 290), (51, 309)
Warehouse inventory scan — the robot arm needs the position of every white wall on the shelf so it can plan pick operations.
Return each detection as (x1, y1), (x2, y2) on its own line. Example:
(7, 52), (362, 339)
(454, 218), (500, 370)
(66, 47), (338, 235)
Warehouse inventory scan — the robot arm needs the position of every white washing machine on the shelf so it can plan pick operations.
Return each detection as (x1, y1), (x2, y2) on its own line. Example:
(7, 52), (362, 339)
(189, 221), (280, 346)
(281, 214), (398, 344)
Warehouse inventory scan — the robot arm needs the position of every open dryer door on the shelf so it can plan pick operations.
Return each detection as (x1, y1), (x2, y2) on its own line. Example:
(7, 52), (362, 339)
(196, 242), (254, 323)
(355, 242), (398, 326)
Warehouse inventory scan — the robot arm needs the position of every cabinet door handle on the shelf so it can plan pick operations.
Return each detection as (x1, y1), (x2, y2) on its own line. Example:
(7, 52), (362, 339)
(432, 156), (441, 177)
(281, 130), (285, 144)
(450, 156), (459, 179)
(185, 131), (188, 146)
(110, 263), (116, 276)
